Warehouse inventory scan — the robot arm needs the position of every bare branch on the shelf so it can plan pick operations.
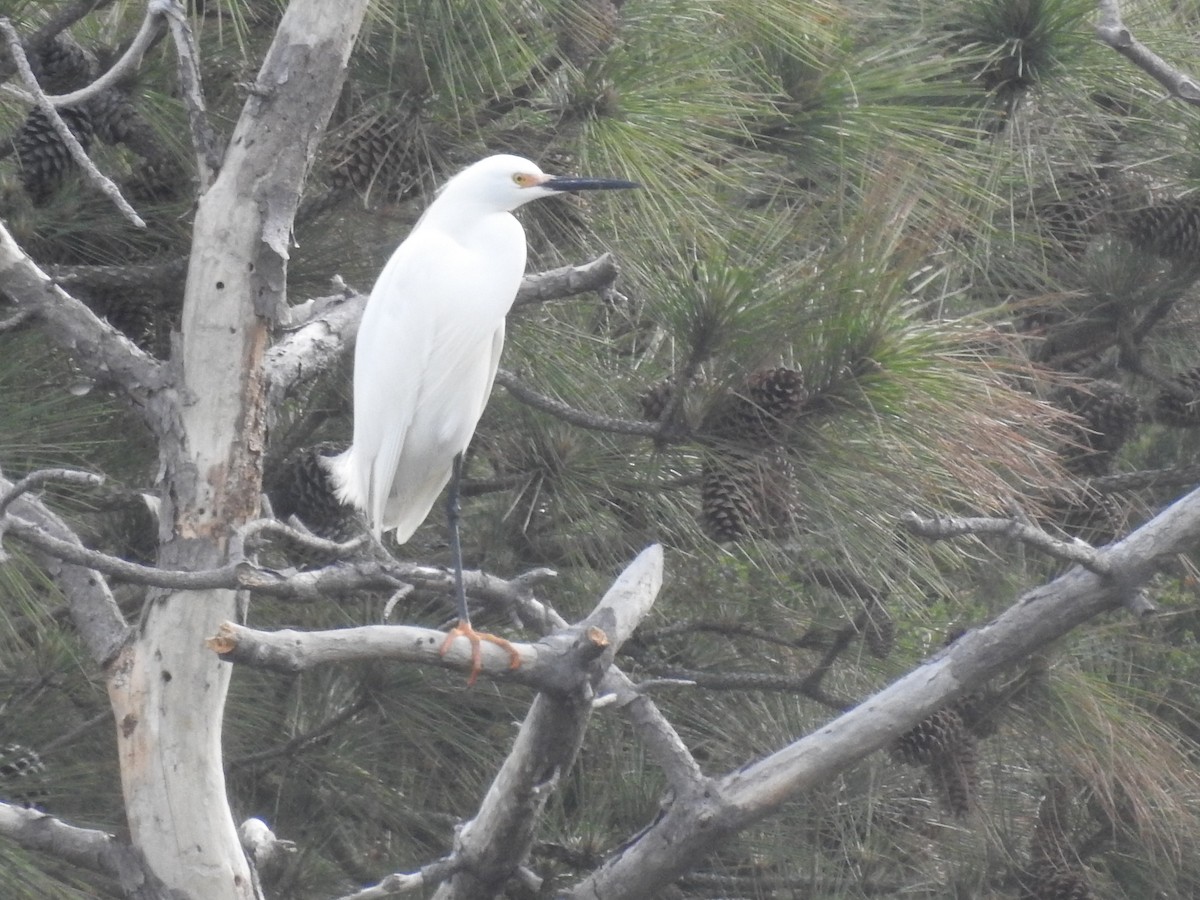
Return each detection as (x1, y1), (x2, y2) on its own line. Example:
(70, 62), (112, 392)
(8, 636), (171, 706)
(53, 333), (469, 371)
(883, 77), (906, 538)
(564, 488), (1200, 900)
(208, 616), (611, 692)
(495, 368), (663, 437)
(484, 562), (706, 795)
(3, 5), (164, 108)
(0, 804), (177, 899)
(229, 516), (368, 561)
(900, 510), (1111, 575)
(1095, 0), (1200, 104)
(336, 859), (456, 900)
(0, 468), (104, 521)
(1089, 464), (1200, 494)
(0, 17), (146, 226)
(513, 253), (619, 307)
(637, 664), (853, 711)
(0, 473), (128, 665)
(154, 0), (221, 186)
(0, 308), (34, 333)
(433, 546), (664, 900)
(0, 220), (173, 430)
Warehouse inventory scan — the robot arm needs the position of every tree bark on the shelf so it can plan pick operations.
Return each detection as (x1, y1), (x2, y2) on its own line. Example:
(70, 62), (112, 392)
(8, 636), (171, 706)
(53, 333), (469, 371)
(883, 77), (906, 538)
(104, 1), (370, 896)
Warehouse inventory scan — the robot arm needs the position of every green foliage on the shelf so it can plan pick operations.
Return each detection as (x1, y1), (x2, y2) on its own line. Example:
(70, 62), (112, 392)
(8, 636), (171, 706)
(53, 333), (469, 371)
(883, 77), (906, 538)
(9, 0), (1200, 895)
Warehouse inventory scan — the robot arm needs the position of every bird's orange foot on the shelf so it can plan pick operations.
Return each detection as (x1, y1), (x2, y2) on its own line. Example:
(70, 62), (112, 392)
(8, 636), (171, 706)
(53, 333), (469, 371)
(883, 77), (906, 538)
(439, 620), (522, 686)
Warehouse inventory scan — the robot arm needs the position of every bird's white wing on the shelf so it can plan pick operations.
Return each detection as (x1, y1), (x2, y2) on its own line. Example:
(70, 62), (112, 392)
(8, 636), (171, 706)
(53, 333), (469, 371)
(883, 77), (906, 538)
(336, 216), (525, 541)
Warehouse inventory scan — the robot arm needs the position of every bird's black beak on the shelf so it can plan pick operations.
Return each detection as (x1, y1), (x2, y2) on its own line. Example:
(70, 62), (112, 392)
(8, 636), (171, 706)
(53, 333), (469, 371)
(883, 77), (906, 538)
(543, 175), (640, 193)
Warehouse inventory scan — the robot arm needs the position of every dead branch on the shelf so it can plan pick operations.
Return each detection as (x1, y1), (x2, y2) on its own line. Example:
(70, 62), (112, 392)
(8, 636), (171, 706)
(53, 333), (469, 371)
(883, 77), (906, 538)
(636, 664), (854, 711)
(432, 546), (663, 900)
(0, 472), (128, 665)
(0, 220), (174, 432)
(1095, 0), (1200, 105)
(154, 0), (220, 186)
(209, 618), (608, 691)
(495, 368), (664, 437)
(563, 487), (1200, 900)
(0, 17), (145, 226)
(264, 256), (635, 419)
(2, 4), (164, 108)
(0, 468), (103, 521)
(336, 859), (455, 900)
(0, 803), (178, 899)
(900, 510), (1111, 575)
(513, 253), (619, 308)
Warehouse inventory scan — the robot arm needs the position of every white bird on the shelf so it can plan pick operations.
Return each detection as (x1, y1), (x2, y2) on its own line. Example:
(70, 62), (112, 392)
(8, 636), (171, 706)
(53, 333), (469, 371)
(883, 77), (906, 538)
(328, 153), (638, 682)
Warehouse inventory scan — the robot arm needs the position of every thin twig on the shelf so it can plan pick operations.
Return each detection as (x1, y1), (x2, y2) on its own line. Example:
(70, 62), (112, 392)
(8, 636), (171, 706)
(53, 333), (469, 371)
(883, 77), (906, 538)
(900, 511), (1112, 575)
(494, 368), (664, 437)
(0, 17), (145, 227)
(635, 664), (854, 711)
(229, 517), (367, 562)
(229, 693), (371, 769)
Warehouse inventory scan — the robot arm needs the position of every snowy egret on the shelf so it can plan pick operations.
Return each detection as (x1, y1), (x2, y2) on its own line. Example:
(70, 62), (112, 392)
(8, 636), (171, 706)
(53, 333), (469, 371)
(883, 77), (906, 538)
(328, 153), (638, 683)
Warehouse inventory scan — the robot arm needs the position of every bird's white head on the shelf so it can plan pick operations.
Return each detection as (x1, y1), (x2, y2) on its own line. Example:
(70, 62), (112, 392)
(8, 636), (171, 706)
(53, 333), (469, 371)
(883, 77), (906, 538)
(437, 153), (639, 214)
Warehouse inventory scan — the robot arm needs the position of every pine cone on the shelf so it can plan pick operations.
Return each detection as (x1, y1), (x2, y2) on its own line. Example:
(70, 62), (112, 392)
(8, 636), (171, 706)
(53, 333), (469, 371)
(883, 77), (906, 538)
(746, 366), (807, 425)
(1035, 169), (1112, 254)
(266, 442), (361, 542)
(700, 455), (755, 541)
(890, 707), (969, 766)
(1053, 380), (1140, 476)
(705, 367), (806, 442)
(31, 33), (96, 93)
(927, 733), (978, 818)
(1124, 196), (1200, 259)
(637, 377), (675, 421)
(1153, 365), (1200, 427)
(330, 109), (421, 201)
(700, 448), (798, 541)
(15, 105), (94, 204)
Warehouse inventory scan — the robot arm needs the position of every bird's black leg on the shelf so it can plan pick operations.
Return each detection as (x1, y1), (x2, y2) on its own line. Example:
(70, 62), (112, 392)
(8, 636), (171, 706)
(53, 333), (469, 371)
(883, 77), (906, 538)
(439, 453), (522, 684)
(446, 451), (469, 625)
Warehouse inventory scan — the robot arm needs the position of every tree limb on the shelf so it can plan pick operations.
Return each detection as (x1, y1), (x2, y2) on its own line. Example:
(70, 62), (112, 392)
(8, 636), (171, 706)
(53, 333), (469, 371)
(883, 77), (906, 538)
(512, 253), (619, 308)
(154, 0), (221, 186)
(208, 619), (593, 690)
(0, 472), (129, 666)
(563, 488), (1200, 899)
(2, 4), (164, 109)
(0, 220), (176, 432)
(0, 803), (182, 900)
(900, 510), (1111, 575)
(0, 17), (146, 226)
(0, 468), (104, 522)
(433, 546), (663, 900)
(1095, 0), (1200, 104)
(495, 368), (663, 437)
(263, 256), (633, 420)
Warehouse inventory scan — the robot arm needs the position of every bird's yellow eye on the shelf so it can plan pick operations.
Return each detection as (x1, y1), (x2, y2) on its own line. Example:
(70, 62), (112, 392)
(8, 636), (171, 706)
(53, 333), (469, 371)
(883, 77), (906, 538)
(512, 172), (537, 188)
